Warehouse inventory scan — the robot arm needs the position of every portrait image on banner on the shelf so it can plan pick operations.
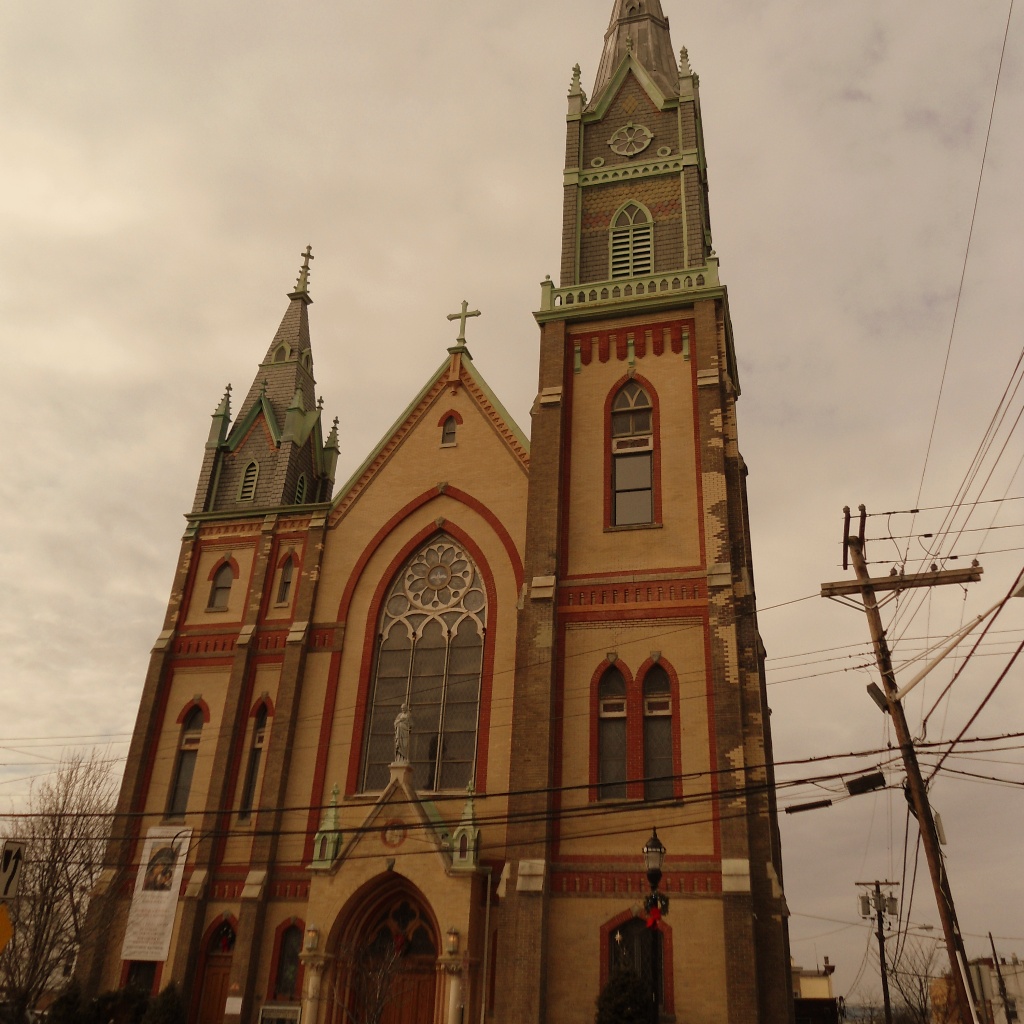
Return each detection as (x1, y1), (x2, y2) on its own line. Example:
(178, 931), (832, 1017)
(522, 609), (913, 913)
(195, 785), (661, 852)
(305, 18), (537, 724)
(121, 826), (191, 962)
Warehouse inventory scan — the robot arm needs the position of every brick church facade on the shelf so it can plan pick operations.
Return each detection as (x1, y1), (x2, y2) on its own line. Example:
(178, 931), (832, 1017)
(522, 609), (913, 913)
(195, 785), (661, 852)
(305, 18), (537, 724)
(79, 3), (793, 1022)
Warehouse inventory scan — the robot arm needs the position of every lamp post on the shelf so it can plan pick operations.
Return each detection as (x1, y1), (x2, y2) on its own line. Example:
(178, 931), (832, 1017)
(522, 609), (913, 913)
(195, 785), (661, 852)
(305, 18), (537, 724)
(643, 828), (668, 1024)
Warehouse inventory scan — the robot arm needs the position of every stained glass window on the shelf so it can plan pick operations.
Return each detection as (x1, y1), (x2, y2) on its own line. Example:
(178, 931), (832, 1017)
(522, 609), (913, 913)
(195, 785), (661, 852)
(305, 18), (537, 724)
(361, 535), (486, 792)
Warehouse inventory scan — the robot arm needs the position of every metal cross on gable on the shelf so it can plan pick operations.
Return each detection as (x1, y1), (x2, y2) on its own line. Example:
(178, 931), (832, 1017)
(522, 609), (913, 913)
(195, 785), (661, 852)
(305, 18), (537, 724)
(447, 299), (481, 346)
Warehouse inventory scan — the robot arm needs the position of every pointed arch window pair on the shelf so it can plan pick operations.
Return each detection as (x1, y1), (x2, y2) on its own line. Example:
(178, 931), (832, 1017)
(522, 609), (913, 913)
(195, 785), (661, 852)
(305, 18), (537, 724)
(611, 202), (653, 279)
(360, 534), (486, 793)
(597, 662), (675, 802)
(610, 381), (655, 526)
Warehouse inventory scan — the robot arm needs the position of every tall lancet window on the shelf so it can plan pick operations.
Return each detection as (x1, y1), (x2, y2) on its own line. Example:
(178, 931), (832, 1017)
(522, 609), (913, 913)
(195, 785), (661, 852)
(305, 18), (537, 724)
(361, 535), (486, 793)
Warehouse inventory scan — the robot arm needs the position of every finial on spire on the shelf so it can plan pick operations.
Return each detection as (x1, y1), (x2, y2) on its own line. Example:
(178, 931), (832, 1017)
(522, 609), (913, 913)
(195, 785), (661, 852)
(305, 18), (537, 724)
(680, 47), (692, 76)
(294, 245), (314, 294)
(625, 33), (633, 54)
(260, 378), (269, 397)
(317, 396), (324, 411)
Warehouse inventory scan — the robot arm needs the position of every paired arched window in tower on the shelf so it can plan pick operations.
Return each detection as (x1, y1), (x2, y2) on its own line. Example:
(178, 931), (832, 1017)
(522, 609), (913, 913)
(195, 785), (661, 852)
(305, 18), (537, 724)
(168, 705), (204, 818)
(360, 534), (486, 793)
(294, 474), (307, 505)
(595, 661), (676, 802)
(239, 703), (269, 819)
(597, 667), (628, 800)
(610, 201), (653, 279)
(611, 380), (655, 526)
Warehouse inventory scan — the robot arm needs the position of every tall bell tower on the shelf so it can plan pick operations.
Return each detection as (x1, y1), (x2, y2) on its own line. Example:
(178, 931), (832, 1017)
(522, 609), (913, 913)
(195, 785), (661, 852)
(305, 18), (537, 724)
(497, 1), (793, 1020)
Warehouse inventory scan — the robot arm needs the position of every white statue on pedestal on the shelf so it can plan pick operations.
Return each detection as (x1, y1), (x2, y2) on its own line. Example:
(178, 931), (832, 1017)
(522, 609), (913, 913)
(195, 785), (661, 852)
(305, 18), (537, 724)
(394, 703), (412, 765)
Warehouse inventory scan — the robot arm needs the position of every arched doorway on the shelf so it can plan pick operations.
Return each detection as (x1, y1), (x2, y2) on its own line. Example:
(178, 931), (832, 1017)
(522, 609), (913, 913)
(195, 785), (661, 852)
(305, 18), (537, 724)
(330, 880), (438, 1024)
(195, 920), (235, 1024)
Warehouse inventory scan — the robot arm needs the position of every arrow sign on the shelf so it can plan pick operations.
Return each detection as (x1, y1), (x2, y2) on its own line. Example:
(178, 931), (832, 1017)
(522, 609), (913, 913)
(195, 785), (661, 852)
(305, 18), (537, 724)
(0, 841), (25, 900)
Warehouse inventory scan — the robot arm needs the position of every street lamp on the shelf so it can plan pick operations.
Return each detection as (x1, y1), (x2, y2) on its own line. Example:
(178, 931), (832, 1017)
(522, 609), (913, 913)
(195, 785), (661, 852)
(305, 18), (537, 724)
(642, 829), (669, 1024)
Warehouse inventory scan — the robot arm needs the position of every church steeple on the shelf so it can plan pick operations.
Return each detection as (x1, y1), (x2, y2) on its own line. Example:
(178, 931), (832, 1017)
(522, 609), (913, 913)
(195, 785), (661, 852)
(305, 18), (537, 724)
(191, 249), (337, 514)
(556, 0), (714, 289)
(591, 0), (678, 105)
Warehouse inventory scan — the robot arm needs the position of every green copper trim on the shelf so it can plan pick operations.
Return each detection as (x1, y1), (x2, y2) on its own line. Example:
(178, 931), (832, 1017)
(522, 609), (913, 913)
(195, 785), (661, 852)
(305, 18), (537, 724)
(226, 391), (282, 451)
(538, 258), (721, 317)
(586, 53), (677, 119)
(331, 354), (530, 512)
(464, 359), (529, 452)
(186, 499), (333, 525)
(578, 152), (695, 187)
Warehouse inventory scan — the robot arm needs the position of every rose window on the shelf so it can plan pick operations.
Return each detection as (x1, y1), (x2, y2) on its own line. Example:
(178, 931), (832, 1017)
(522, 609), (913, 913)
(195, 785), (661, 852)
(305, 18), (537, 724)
(608, 122), (653, 157)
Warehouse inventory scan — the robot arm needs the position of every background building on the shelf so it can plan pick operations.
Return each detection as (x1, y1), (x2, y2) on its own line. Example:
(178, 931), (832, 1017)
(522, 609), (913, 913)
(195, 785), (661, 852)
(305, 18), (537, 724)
(78, 3), (791, 1022)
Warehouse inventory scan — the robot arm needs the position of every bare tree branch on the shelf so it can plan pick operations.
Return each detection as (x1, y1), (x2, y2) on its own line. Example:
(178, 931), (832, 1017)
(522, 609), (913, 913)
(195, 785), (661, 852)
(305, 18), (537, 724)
(0, 752), (119, 1024)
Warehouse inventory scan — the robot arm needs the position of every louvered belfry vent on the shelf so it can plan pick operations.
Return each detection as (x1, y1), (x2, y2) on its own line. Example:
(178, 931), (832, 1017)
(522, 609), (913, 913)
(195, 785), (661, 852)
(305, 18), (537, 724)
(610, 203), (653, 278)
(239, 461), (259, 501)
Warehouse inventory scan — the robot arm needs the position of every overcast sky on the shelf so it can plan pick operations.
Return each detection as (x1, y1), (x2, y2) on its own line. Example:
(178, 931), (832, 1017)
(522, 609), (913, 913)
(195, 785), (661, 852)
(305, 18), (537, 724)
(1, 0), (1022, 1005)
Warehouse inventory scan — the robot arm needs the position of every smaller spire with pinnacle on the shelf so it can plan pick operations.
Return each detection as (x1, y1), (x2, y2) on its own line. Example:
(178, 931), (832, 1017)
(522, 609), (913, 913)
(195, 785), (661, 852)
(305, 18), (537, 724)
(206, 383), (233, 449)
(311, 783), (343, 870)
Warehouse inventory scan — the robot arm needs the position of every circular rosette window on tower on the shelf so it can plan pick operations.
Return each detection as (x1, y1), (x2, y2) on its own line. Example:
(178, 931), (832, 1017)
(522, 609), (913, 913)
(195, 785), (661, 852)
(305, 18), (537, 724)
(401, 538), (482, 612)
(608, 122), (653, 157)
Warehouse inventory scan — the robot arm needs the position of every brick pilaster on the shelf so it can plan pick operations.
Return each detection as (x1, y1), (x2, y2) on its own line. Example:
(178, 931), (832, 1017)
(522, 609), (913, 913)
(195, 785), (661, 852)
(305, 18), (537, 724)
(223, 512), (330, 1024)
(494, 319), (568, 1024)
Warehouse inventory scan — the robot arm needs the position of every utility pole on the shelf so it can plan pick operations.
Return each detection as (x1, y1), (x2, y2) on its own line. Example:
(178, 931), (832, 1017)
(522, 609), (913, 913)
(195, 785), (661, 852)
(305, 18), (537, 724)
(857, 881), (899, 1024)
(990, 933), (1018, 1024)
(822, 506), (982, 1024)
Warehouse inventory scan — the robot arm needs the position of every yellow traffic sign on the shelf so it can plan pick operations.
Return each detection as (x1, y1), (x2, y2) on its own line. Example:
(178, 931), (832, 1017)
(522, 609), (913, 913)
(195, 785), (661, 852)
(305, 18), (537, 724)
(0, 903), (12, 955)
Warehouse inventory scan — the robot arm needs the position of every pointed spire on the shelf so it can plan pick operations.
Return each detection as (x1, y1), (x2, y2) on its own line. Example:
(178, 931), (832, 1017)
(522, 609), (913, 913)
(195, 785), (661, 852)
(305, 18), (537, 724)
(591, 0), (679, 106)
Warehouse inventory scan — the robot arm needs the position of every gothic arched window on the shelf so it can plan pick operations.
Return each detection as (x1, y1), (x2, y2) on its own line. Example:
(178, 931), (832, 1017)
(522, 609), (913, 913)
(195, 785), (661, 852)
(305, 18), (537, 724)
(441, 416), (458, 445)
(239, 703), (269, 819)
(208, 562), (235, 611)
(611, 381), (654, 526)
(610, 201), (653, 278)
(273, 923), (303, 1000)
(277, 557), (295, 605)
(168, 705), (204, 818)
(643, 665), (673, 801)
(597, 666), (627, 801)
(360, 535), (486, 792)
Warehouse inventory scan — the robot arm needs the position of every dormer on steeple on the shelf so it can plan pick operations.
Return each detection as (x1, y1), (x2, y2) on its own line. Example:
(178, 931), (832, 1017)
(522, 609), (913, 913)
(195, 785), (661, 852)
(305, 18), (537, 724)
(191, 249), (339, 515)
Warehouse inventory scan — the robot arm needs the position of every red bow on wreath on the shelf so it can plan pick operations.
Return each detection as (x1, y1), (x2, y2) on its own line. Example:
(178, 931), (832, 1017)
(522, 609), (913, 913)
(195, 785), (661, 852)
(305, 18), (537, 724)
(646, 906), (662, 929)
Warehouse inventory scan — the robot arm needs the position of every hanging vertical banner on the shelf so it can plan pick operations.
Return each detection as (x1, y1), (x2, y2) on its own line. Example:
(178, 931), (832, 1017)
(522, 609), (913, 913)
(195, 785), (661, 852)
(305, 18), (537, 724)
(120, 826), (191, 962)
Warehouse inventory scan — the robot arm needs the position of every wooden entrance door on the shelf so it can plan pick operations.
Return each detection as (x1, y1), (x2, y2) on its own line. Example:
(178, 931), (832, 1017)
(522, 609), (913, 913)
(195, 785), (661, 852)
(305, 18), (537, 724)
(196, 954), (232, 1024)
(381, 965), (436, 1024)
(196, 920), (236, 1024)
(338, 893), (439, 1024)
